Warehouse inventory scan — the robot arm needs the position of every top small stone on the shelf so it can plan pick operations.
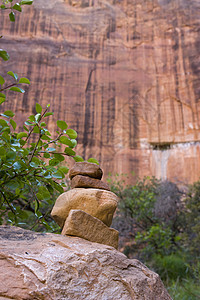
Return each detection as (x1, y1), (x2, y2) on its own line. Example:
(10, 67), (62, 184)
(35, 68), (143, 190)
(69, 162), (103, 180)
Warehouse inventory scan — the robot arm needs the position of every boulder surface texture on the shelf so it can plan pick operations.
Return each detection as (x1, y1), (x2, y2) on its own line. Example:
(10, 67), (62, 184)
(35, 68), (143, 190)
(0, 226), (172, 300)
(61, 209), (119, 249)
(51, 188), (118, 227)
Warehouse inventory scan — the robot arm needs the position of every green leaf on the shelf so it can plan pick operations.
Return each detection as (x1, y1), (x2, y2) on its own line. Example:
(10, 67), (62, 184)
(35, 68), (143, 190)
(0, 93), (6, 98)
(59, 136), (74, 147)
(12, 3), (22, 12)
(32, 157), (40, 165)
(41, 134), (50, 141)
(46, 147), (56, 152)
(6, 151), (16, 161)
(23, 125), (29, 131)
(30, 161), (39, 167)
(57, 120), (68, 130)
(5, 180), (20, 190)
(53, 170), (65, 179)
(25, 121), (34, 126)
(59, 166), (69, 174)
(53, 182), (64, 193)
(35, 113), (41, 123)
(0, 146), (6, 157)
(73, 155), (84, 162)
(0, 119), (9, 128)
(66, 129), (77, 139)
(43, 171), (52, 179)
(20, 0), (33, 5)
(9, 86), (25, 93)
(7, 71), (18, 81)
(53, 153), (65, 162)
(28, 115), (35, 122)
(10, 119), (17, 130)
(37, 186), (51, 201)
(33, 126), (40, 133)
(49, 158), (60, 166)
(0, 75), (5, 85)
(35, 103), (42, 114)
(64, 147), (76, 156)
(0, 97), (5, 105)
(1, 5), (6, 9)
(0, 49), (9, 61)
(17, 132), (27, 139)
(9, 12), (15, 22)
(19, 77), (30, 84)
(40, 122), (46, 127)
(44, 112), (53, 117)
(3, 110), (14, 117)
(34, 200), (39, 213)
(87, 158), (99, 165)
(43, 152), (51, 158)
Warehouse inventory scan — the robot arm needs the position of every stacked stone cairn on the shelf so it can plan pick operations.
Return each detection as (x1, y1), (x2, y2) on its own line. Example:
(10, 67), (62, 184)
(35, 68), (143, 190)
(51, 162), (119, 249)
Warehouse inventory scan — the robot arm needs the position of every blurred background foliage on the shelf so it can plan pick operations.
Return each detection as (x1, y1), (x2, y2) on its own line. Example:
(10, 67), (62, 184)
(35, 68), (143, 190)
(109, 174), (200, 299)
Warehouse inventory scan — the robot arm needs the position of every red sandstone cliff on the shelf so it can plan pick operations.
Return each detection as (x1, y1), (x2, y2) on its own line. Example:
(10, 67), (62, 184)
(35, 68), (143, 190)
(1, 0), (200, 183)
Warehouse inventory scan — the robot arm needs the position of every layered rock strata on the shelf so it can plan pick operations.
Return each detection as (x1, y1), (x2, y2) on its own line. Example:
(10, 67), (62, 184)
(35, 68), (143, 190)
(51, 162), (119, 248)
(0, 225), (172, 300)
(1, 0), (200, 183)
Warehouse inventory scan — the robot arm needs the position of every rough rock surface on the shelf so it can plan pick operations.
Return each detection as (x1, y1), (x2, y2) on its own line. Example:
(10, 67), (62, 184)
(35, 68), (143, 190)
(1, 0), (200, 183)
(71, 174), (110, 190)
(69, 162), (103, 180)
(0, 225), (172, 300)
(51, 188), (118, 227)
(62, 209), (119, 249)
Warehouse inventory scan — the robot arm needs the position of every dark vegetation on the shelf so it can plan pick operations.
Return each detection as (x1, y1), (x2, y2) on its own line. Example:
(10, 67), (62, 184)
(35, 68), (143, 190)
(109, 174), (200, 299)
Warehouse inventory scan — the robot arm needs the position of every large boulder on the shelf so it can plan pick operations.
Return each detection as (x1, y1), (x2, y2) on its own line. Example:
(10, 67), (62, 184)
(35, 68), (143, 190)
(0, 226), (172, 300)
(51, 188), (118, 227)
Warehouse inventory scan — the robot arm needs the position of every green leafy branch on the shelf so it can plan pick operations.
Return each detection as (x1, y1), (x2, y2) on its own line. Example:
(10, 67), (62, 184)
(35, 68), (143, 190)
(0, 71), (30, 104)
(1, 0), (33, 22)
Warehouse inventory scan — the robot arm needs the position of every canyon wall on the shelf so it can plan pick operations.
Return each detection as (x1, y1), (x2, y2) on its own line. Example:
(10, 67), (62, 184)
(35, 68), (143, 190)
(1, 0), (200, 183)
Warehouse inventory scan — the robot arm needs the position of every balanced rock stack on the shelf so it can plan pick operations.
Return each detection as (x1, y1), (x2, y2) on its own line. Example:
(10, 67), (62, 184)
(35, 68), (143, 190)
(51, 162), (119, 249)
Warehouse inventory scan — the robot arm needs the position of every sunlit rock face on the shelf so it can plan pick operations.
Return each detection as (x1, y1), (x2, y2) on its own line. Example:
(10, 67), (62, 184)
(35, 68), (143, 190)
(0, 226), (172, 299)
(1, 0), (200, 183)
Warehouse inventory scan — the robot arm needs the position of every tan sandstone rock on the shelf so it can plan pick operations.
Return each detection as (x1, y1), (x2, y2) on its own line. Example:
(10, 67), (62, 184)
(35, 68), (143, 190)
(62, 209), (119, 249)
(69, 162), (103, 180)
(71, 174), (110, 191)
(0, 225), (172, 300)
(51, 188), (118, 228)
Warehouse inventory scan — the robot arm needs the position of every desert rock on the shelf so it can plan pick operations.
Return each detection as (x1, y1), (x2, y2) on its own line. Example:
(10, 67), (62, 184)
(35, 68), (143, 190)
(62, 209), (119, 249)
(69, 162), (103, 180)
(71, 174), (110, 190)
(51, 188), (118, 228)
(0, 225), (172, 300)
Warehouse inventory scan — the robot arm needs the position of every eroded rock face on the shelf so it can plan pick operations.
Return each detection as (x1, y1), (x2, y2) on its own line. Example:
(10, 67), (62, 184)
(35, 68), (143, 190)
(0, 225), (172, 300)
(1, 0), (200, 183)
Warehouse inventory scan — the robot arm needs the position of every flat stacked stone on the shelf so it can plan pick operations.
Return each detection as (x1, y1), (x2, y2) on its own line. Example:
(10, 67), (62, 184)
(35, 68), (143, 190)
(69, 161), (103, 180)
(51, 162), (119, 249)
(69, 162), (110, 191)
